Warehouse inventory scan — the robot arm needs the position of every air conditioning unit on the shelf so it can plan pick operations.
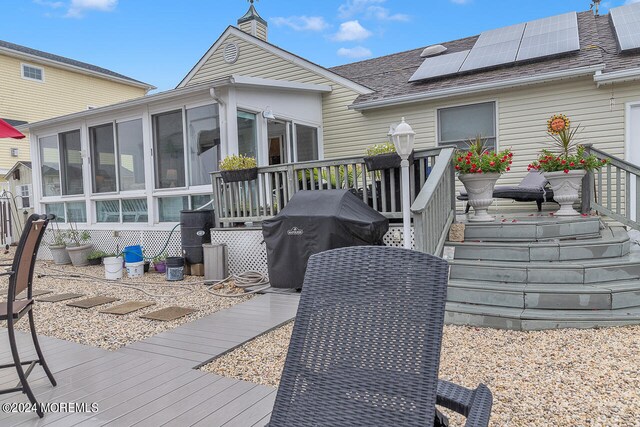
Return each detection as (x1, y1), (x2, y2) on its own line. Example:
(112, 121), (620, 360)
(10, 148), (18, 157)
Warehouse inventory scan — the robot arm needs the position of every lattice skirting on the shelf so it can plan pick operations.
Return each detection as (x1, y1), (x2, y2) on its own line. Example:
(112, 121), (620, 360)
(38, 229), (183, 261)
(38, 226), (414, 277)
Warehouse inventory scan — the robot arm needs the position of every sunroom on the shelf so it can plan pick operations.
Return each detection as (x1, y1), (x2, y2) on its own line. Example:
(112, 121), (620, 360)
(26, 76), (330, 231)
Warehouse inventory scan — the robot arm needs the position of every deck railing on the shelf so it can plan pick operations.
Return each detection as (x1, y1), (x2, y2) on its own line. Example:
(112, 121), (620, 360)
(583, 145), (640, 230)
(410, 148), (456, 255)
(211, 148), (444, 227)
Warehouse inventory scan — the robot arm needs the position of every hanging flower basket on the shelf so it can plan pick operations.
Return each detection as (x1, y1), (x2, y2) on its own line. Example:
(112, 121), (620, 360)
(364, 152), (402, 171)
(220, 167), (258, 183)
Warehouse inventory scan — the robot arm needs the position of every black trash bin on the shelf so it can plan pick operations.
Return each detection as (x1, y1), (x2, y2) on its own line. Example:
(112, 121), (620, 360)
(262, 190), (389, 289)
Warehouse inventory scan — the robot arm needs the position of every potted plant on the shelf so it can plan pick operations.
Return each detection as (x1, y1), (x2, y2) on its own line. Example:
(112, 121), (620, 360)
(219, 154), (258, 183)
(454, 136), (513, 222)
(363, 141), (404, 171)
(528, 114), (608, 216)
(65, 223), (93, 266)
(48, 223), (71, 265)
(153, 252), (167, 273)
(87, 250), (107, 266)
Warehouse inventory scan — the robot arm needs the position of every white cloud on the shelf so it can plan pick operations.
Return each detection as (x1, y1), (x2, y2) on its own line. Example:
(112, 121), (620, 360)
(450, 0), (472, 4)
(338, 0), (409, 21)
(271, 16), (329, 31)
(366, 6), (409, 21)
(332, 20), (372, 42)
(66, 0), (118, 18)
(626, 0), (640, 4)
(338, 0), (385, 19)
(33, 0), (65, 8)
(337, 46), (373, 58)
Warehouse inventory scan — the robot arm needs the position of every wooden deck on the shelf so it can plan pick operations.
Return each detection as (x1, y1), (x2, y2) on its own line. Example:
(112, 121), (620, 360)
(0, 292), (300, 426)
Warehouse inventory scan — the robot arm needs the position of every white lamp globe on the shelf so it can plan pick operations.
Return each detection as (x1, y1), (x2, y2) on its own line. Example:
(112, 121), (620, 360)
(392, 117), (415, 159)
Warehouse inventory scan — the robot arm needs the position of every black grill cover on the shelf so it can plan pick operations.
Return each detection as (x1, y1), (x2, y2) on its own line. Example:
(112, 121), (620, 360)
(262, 190), (389, 289)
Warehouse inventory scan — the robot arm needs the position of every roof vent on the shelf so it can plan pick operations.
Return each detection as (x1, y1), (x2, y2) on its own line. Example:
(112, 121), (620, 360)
(420, 44), (447, 57)
(223, 43), (239, 64)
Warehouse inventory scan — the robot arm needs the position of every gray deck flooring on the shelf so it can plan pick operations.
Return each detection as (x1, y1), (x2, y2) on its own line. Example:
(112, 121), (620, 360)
(117, 292), (299, 368)
(0, 292), (301, 426)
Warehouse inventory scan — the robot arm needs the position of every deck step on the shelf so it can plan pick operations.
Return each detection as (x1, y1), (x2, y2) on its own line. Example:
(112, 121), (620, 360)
(461, 215), (601, 242)
(445, 302), (640, 330)
(449, 252), (640, 284)
(447, 227), (629, 262)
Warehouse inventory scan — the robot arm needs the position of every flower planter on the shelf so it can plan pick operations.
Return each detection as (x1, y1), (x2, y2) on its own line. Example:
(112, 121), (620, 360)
(221, 167), (258, 183)
(364, 153), (402, 171)
(66, 243), (94, 267)
(49, 245), (71, 265)
(458, 173), (501, 222)
(87, 257), (102, 266)
(544, 169), (586, 216)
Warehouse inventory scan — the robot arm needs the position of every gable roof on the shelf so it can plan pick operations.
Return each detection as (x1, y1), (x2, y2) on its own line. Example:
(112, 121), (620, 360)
(0, 40), (155, 91)
(4, 161), (32, 180)
(330, 10), (638, 110)
(177, 26), (373, 95)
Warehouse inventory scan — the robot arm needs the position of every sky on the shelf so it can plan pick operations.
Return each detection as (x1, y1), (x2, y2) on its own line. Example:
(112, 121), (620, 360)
(2, 0), (638, 92)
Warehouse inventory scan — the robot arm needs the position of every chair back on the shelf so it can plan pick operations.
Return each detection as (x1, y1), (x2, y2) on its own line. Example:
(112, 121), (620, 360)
(8, 214), (52, 302)
(269, 246), (449, 426)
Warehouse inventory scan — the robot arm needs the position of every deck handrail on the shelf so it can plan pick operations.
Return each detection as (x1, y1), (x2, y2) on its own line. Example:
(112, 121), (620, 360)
(210, 147), (445, 229)
(583, 144), (640, 230)
(410, 147), (456, 255)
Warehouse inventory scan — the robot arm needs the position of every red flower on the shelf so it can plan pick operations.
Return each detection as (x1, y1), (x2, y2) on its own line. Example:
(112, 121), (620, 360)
(506, 167), (511, 171)
(472, 164), (477, 168)
(457, 157), (463, 162)
(509, 160), (513, 164)
(564, 169), (569, 173)
(527, 167), (532, 171)
(455, 165), (460, 170)
(561, 160), (567, 165)
(466, 160), (471, 165)
(602, 159), (607, 163)
(490, 161), (495, 167)
(569, 162), (575, 167)
(477, 169), (482, 173)
(580, 159), (586, 164)
(508, 153), (513, 158)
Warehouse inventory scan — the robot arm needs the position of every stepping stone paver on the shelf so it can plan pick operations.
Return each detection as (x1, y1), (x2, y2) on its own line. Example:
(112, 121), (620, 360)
(67, 296), (119, 309)
(100, 301), (155, 315)
(37, 293), (84, 303)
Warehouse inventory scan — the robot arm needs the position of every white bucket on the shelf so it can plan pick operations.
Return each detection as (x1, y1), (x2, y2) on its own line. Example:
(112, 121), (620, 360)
(104, 256), (123, 281)
(125, 261), (144, 278)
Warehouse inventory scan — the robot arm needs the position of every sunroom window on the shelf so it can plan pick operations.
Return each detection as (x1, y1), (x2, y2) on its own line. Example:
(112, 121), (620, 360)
(295, 124), (319, 162)
(45, 202), (86, 223)
(90, 119), (145, 193)
(60, 130), (83, 195)
(40, 135), (60, 197)
(153, 110), (185, 189)
(237, 111), (258, 160)
(437, 101), (496, 150)
(188, 104), (220, 186)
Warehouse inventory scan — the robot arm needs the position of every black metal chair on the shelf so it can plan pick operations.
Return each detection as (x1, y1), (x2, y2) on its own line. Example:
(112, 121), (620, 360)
(0, 214), (57, 418)
(269, 246), (492, 427)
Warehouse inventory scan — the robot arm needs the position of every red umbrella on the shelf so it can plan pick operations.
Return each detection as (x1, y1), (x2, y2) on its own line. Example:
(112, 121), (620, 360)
(0, 119), (25, 139)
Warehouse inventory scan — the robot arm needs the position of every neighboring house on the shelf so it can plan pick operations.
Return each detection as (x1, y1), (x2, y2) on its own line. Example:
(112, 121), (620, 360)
(2, 161), (33, 242)
(0, 39), (155, 176)
(21, 3), (640, 235)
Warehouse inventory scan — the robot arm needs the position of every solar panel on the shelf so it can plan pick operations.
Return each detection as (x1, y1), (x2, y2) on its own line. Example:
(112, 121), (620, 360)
(408, 50), (470, 82)
(610, 2), (640, 51)
(474, 23), (526, 47)
(460, 40), (520, 71)
(516, 12), (579, 61)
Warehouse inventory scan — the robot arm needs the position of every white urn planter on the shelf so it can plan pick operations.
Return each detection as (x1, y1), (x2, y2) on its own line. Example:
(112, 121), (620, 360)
(49, 245), (71, 265)
(66, 243), (94, 267)
(544, 169), (586, 216)
(458, 172), (501, 222)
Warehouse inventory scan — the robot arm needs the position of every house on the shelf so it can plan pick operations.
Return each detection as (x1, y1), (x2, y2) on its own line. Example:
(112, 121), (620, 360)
(2, 161), (34, 241)
(21, 2), (640, 242)
(0, 39), (155, 176)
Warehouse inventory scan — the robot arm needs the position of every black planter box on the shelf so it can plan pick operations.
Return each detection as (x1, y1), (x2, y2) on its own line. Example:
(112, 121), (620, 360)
(220, 167), (258, 183)
(88, 257), (102, 266)
(364, 153), (402, 171)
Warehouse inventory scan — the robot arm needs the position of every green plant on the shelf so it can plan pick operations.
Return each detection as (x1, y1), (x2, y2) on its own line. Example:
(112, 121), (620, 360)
(453, 135), (513, 174)
(528, 114), (608, 173)
(153, 252), (167, 263)
(365, 141), (397, 157)
(66, 223), (91, 247)
(48, 222), (68, 247)
(297, 165), (363, 189)
(219, 154), (257, 171)
(87, 250), (108, 260)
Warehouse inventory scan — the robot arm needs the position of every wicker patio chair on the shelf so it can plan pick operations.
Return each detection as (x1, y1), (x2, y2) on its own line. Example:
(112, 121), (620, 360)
(0, 214), (57, 418)
(458, 170), (555, 212)
(268, 246), (493, 427)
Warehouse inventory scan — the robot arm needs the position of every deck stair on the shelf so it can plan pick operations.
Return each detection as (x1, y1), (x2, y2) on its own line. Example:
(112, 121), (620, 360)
(444, 214), (640, 330)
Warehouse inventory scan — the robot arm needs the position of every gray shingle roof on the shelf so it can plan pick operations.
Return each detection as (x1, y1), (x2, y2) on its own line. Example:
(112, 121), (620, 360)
(330, 11), (635, 107)
(0, 40), (153, 88)
(1, 118), (28, 126)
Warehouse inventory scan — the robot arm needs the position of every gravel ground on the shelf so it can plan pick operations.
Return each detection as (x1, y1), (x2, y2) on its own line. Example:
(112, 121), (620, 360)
(0, 256), (252, 351)
(203, 322), (640, 427)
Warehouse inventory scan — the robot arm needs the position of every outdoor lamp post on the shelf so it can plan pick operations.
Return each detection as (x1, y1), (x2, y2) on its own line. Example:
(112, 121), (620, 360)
(391, 117), (415, 249)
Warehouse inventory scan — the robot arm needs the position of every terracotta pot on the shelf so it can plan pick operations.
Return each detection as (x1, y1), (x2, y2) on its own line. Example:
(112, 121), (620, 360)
(544, 170), (586, 216)
(458, 172), (501, 222)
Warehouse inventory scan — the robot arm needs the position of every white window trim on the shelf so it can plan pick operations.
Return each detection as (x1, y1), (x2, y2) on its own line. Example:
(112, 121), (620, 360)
(435, 100), (499, 150)
(21, 63), (45, 83)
